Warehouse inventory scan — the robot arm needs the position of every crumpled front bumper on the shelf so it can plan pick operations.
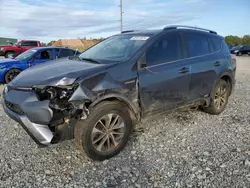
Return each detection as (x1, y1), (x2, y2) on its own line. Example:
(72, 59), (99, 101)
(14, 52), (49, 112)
(2, 87), (54, 146)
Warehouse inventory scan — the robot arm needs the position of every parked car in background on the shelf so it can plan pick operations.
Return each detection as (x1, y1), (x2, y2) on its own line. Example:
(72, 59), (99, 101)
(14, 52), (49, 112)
(0, 46), (80, 83)
(227, 45), (233, 49)
(0, 40), (41, 58)
(2, 25), (236, 161)
(230, 45), (250, 56)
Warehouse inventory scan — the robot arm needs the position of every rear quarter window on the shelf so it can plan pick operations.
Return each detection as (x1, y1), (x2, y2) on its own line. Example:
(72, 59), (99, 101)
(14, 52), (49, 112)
(210, 36), (222, 52)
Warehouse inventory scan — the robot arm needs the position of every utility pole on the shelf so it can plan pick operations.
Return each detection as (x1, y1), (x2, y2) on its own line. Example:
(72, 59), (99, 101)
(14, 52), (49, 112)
(120, 0), (123, 33)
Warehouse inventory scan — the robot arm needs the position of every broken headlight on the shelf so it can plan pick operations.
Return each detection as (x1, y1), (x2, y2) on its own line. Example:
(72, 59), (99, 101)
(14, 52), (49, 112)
(55, 77), (76, 86)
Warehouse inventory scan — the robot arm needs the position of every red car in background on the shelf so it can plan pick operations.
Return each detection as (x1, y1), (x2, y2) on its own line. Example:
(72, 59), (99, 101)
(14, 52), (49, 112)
(0, 40), (41, 58)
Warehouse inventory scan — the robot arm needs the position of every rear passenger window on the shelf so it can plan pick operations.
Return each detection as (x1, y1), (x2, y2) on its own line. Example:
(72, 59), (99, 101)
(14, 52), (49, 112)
(58, 49), (74, 58)
(146, 32), (183, 66)
(210, 36), (221, 52)
(185, 33), (210, 57)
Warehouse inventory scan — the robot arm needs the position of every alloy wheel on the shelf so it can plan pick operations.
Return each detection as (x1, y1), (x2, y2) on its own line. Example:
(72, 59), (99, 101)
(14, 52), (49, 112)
(6, 69), (21, 83)
(214, 85), (228, 110)
(91, 113), (125, 152)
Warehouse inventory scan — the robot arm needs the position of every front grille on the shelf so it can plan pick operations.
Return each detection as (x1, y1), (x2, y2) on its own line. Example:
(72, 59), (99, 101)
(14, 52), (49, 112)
(5, 100), (24, 115)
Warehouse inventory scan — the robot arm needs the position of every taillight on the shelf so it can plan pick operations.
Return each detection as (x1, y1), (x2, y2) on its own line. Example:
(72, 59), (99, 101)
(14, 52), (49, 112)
(230, 54), (236, 69)
(230, 53), (236, 59)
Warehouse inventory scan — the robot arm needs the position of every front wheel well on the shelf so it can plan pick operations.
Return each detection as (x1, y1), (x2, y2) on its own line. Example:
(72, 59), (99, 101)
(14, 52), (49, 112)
(4, 50), (16, 55)
(90, 97), (139, 124)
(220, 75), (232, 95)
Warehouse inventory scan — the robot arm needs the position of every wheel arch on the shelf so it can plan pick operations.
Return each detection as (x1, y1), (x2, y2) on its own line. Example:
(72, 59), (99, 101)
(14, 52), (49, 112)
(220, 74), (233, 95)
(89, 94), (141, 123)
(4, 50), (16, 56)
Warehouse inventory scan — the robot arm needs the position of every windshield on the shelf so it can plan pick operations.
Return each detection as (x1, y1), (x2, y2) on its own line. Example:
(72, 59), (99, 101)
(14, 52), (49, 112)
(232, 46), (243, 50)
(15, 49), (38, 60)
(79, 34), (152, 63)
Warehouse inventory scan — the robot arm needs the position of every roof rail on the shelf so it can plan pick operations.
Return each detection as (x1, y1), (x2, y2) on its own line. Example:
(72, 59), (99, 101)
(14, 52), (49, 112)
(121, 30), (139, 33)
(163, 25), (217, 34)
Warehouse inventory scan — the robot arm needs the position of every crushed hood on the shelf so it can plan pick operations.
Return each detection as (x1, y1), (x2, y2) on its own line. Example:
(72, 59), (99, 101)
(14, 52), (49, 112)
(11, 58), (116, 86)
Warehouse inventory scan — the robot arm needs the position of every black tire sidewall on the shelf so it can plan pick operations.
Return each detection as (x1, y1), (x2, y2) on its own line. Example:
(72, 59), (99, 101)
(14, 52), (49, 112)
(4, 69), (21, 83)
(74, 101), (133, 161)
(5, 52), (15, 59)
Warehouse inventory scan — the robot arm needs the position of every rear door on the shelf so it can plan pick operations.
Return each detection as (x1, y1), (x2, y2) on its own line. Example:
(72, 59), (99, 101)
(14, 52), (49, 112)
(138, 31), (191, 113)
(182, 32), (223, 100)
(57, 49), (75, 58)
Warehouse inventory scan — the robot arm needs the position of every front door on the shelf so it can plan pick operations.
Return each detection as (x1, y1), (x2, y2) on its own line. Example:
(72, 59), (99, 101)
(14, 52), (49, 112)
(29, 49), (53, 67)
(138, 32), (191, 113)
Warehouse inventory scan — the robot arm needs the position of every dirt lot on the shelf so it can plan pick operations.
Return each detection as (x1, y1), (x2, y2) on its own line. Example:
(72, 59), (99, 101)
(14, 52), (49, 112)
(0, 57), (250, 187)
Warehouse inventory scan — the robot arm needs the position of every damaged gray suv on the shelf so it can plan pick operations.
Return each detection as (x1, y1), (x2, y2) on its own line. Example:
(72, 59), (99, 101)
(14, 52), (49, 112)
(2, 25), (236, 161)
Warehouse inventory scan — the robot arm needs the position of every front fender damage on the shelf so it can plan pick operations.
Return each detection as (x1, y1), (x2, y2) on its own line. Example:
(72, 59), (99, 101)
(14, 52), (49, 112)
(47, 72), (140, 144)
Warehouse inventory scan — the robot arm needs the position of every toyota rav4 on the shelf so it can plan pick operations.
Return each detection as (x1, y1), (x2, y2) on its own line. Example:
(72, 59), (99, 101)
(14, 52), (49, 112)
(2, 25), (236, 161)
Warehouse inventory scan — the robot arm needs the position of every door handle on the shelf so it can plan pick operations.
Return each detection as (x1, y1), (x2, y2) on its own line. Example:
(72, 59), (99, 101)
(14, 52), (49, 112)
(179, 67), (189, 74)
(214, 61), (221, 66)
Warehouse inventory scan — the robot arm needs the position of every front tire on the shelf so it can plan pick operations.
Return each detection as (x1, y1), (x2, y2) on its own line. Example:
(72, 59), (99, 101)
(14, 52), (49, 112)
(203, 79), (230, 115)
(237, 52), (242, 56)
(4, 68), (22, 83)
(74, 101), (133, 161)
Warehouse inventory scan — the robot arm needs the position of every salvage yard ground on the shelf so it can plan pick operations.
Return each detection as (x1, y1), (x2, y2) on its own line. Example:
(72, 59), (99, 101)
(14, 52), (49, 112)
(0, 57), (250, 187)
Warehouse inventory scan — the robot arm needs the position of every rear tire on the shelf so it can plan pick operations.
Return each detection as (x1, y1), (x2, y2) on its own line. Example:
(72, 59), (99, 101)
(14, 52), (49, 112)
(203, 79), (230, 115)
(4, 68), (21, 83)
(74, 101), (133, 161)
(5, 52), (15, 59)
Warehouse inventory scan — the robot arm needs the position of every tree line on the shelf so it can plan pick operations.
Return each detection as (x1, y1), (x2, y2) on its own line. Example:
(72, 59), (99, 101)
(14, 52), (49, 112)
(225, 35), (250, 46)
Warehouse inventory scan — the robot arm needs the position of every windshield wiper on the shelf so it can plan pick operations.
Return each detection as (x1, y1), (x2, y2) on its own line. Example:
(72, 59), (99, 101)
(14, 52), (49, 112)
(68, 55), (82, 61)
(80, 57), (101, 64)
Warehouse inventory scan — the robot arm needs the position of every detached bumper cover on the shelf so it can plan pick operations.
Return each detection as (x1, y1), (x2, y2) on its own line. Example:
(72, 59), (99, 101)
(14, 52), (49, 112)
(2, 87), (54, 146)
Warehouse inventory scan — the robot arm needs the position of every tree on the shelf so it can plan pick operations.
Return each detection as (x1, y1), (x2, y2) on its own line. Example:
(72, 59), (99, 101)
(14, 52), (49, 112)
(41, 42), (47, 46)
(242, 35), (250, 45)
(225, 35), (242, 46)
(47, 40), (56, 46)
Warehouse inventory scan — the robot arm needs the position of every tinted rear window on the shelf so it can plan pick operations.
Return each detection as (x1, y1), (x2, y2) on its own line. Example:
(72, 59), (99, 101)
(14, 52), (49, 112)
(210, 36), (222, 52)
(185, 33), (210, 57)
(21, 41), (38, 46)
(58, 49), (75, 58)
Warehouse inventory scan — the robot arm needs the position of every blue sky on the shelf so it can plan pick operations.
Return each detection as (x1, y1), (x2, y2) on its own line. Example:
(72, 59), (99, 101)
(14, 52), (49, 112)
(0, 0), (249, 42)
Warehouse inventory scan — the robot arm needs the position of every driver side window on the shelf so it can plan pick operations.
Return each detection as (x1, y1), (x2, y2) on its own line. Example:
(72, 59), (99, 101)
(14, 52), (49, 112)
(34, 49), (53, 60)
(146, 32), (183, 67)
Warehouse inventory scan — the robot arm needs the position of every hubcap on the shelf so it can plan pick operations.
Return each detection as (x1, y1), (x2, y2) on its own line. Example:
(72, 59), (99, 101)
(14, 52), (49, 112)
(214, 85), (227, 110)
(91, 113), (125, 152)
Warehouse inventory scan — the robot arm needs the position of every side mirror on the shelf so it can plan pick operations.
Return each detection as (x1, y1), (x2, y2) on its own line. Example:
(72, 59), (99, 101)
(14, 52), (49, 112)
(137, 53), (147, 69)
(17, 44), (21, 48)
(140, 63), (147, 69)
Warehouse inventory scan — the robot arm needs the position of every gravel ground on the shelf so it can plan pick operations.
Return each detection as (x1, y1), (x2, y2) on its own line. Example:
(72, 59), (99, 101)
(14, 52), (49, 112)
(0, 57), (250, 188)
